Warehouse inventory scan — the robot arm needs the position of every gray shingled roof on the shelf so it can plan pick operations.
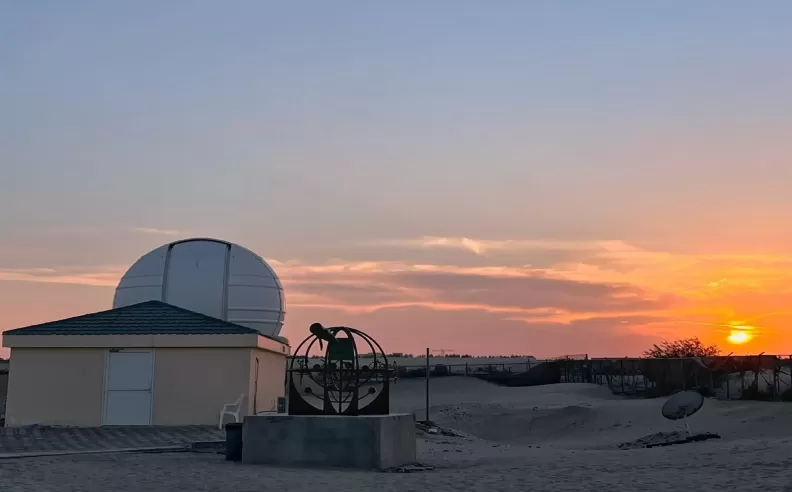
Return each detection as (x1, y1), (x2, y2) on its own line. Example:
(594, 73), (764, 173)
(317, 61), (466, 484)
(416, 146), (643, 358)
(3, 301), (262, 336)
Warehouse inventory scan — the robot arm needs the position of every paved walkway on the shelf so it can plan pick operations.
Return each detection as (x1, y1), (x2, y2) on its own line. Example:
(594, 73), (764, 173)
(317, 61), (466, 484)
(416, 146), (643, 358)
(0, 426), (223, 457)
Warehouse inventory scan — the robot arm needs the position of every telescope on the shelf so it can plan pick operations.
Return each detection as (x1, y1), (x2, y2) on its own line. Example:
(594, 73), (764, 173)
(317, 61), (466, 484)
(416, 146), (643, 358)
(309, 322), (337, 349)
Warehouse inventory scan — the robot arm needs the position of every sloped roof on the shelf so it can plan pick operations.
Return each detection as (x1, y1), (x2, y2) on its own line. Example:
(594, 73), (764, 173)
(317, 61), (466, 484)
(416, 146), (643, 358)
(3, 301), (262, 337)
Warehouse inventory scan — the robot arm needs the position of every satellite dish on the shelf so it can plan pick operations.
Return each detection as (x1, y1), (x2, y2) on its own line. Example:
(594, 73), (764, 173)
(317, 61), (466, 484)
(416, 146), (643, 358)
(662, 391), (704, 420)
(662, 390), (704, 436)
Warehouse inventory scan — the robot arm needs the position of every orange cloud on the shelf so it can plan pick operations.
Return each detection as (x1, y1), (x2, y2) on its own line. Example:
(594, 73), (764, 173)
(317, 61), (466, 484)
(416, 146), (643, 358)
(0, 266), (126, 287)
(132, 227), (188, 236)
(357, 236), (627, 256)
(3, 236), (791, 355)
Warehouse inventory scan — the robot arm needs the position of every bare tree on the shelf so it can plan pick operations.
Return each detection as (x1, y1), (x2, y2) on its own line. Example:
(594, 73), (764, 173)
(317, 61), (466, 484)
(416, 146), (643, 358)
(643, 337), (720, 358)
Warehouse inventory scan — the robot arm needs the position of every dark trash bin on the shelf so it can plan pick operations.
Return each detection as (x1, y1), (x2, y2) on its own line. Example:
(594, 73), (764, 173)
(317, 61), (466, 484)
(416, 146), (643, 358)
(225, 422), (243, 461)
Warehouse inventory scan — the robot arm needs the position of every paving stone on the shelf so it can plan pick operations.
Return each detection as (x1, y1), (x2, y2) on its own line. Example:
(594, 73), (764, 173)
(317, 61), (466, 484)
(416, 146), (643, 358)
(0, 426), (223, 456)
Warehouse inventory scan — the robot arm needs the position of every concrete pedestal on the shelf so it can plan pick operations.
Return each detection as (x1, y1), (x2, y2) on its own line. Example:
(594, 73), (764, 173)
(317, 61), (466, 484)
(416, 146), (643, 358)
(241, 413), (416, 470)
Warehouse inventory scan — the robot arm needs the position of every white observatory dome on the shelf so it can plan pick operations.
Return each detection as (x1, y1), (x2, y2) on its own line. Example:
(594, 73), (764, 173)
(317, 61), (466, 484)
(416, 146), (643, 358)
(113, 238), (285, 338)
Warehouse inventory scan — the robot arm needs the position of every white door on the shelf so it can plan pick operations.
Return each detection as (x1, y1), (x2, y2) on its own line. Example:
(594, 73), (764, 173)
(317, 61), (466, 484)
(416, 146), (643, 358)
(103, 350), (154, 425)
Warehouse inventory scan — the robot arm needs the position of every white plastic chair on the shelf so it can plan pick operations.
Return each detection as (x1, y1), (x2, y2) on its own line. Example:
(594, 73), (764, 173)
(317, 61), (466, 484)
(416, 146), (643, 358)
(218, 394), (245, 429)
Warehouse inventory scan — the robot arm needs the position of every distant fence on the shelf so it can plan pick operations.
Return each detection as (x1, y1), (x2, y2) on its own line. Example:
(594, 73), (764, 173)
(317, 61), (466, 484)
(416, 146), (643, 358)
(549, 354), (589, 361)
(290, 357), (541, 380)
(555, 355), (792, 400)
(394, 354), (792, 401)
(288, 354), (792, 401)
(395, 360), (540, 379)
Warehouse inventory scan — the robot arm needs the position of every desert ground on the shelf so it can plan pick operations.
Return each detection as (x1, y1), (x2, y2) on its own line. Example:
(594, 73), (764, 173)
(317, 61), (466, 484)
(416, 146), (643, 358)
(3, 378), (792, 491)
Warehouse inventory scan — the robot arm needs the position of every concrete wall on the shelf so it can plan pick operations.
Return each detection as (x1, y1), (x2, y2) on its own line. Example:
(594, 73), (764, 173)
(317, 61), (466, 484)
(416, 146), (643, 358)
(4, 348), (105, 427)
(248, 348), (286, 415)
(152, 347), (252, 426)
(242, 414), (416, 469)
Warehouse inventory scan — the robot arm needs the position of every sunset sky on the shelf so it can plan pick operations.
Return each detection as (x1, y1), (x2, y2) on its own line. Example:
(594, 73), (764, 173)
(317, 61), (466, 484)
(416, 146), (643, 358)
(2, 2), (792, 358)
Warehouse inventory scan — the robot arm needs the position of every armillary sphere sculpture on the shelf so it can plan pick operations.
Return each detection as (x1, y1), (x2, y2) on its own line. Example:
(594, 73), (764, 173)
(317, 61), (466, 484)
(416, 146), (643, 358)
(287, 323), (391, 416)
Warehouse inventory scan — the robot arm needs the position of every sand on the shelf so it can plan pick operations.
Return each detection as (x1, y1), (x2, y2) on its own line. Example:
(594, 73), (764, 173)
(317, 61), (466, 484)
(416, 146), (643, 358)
(3, 378), (792, 491)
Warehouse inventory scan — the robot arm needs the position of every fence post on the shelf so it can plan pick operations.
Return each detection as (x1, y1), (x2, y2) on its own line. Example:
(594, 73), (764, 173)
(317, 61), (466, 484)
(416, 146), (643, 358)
(585, 355), (591, 383)
(465, 362), (469, 377)
(425, 348), (430, 423)
(679, 359), (684, 390)
(620, 359), (625, 394)
(631, 359), (637, 397)
(597, 361), (602, 385)
(598, 361), (603, 385)
(774, 366), (780, 399)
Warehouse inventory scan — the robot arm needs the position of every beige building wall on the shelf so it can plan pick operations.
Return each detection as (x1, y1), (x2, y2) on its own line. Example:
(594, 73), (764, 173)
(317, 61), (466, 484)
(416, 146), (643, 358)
(4, 348), (105, 427)
(248, 348), (287, 414)
(3, 338), (288, 427)
(152, 347), (252, 426)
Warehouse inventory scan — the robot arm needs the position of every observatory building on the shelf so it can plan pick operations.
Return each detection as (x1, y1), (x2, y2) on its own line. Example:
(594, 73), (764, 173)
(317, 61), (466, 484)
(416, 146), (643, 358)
(2, 238), (289, 427)
(114, 238), (286, 339)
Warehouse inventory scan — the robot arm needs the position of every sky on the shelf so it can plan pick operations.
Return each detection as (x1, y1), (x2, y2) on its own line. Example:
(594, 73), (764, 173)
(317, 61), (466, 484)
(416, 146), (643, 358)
(2, 1), (792, 358)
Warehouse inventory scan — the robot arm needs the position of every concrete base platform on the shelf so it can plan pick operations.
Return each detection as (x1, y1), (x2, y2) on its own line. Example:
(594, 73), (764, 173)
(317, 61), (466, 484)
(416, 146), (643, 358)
(242, 413), (416, 470)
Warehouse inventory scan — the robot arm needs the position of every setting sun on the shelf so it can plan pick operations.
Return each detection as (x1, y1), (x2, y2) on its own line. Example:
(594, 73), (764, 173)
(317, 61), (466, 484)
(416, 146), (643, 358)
(727, 329), (752, 345)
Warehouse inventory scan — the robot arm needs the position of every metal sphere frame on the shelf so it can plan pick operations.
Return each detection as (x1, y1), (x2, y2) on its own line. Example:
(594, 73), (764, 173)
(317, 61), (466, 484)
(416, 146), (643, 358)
(287, 323), (391, 416)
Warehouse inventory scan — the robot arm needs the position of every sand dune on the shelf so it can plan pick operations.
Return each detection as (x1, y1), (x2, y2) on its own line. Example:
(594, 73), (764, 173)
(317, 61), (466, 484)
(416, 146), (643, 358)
(393, 377), (792, 449)
(4, 377), (792, 491)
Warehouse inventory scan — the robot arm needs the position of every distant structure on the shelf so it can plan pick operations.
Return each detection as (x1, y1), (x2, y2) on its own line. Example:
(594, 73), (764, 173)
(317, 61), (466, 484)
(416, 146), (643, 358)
(114, 238), (286, 338)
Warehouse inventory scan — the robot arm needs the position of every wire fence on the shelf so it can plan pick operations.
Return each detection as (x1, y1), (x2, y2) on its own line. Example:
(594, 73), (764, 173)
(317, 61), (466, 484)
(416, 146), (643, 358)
(289, 354), (792, 401)
(555, 355), (792, 400)
(392, 354), (792, 401)
(395, 360), (541, 378)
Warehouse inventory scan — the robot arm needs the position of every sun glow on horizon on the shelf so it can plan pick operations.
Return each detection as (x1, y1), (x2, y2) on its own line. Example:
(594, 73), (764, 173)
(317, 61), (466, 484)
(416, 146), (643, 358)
(727, 329), (753, 345)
